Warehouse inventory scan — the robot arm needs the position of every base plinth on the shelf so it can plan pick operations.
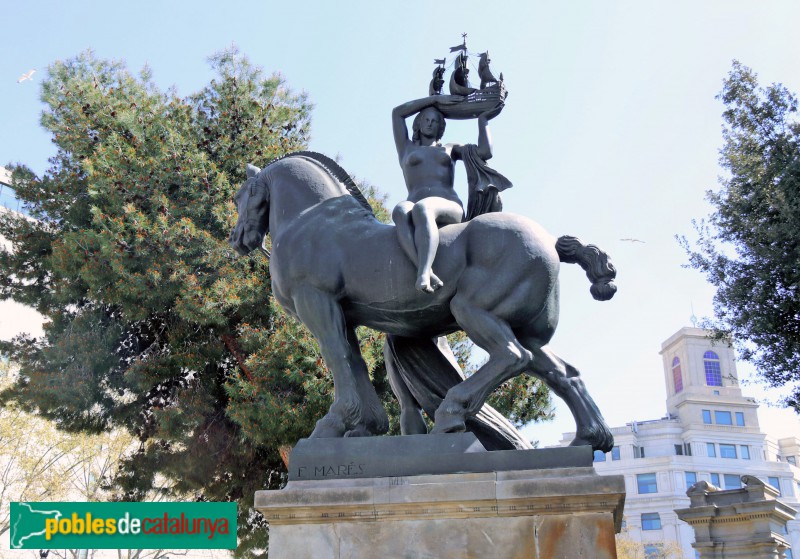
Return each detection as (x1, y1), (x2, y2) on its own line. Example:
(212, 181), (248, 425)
(256, 461), (625, 558)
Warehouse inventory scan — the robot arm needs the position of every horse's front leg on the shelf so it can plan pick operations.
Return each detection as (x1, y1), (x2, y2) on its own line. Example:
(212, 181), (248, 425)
(292, 285), (389, 438)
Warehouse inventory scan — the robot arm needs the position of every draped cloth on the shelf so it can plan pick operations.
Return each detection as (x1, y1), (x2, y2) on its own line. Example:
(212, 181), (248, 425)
(462, 144), (513, 221)
(384, 334), (533, 451)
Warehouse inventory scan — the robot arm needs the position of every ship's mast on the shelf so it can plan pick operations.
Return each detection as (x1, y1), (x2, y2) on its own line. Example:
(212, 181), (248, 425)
(459, 33), (468, 73)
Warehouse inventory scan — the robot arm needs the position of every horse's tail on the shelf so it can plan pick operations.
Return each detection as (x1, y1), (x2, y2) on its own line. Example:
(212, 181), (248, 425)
(555, 235), (617, 301)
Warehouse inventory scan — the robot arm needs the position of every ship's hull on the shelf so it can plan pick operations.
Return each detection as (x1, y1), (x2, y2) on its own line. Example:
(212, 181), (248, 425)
(439, 84), (508, 120)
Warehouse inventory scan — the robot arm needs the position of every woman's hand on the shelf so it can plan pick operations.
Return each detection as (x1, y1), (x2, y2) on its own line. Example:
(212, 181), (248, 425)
(479, 102), (504, 121)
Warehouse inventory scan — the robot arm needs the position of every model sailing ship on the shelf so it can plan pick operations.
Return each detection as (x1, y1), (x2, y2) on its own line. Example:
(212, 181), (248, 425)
(428, 34), (507, 120)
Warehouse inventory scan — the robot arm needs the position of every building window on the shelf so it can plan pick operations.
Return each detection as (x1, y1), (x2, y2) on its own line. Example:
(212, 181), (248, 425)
(702, 409), (712, 424)
(674, 443), (692, 456)
(593, 450), (606, 462)
(740, 445), (750, 460)
(685, 471), (697, 487)
(634, 445), (645, 459)
(719, 443), (737, 459)
(637, 473), (658, 494)
(724, 474), (742, 489)
(707, 443), (716, 457)
(710, 473), (721, 487)
(672, 356), (683, 393)
(641, 512), (661, 530)
(714, 411), (733, 425)
(704, 351), (723, 386)
(787, 455), (796, 466)
(768, 477), (782, 496)
(611, 446), (620, 461)
(644, 544), (664, 559)
(735, 412), (745, 426)
(785, 549), (793, 559)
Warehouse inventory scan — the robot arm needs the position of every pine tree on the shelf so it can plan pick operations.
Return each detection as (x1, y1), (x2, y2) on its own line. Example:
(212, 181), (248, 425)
(681, 61), (800, 412)
(0, 47), (316, 557)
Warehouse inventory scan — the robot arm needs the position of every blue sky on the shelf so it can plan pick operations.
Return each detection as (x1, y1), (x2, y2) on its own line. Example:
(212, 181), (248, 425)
(3, 1), (800, 445)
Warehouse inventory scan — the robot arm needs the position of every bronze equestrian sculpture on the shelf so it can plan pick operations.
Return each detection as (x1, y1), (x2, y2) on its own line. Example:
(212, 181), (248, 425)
(229, 151), (617, 451)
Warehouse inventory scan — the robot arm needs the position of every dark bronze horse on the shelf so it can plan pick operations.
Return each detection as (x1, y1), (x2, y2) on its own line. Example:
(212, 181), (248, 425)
(230, 152), (617, 451)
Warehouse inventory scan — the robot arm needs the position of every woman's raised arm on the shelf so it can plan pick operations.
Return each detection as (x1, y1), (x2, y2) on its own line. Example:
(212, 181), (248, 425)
(392, 95), (463, 156)
(476, 104), (502, 160)
(392, 96), (436, 156)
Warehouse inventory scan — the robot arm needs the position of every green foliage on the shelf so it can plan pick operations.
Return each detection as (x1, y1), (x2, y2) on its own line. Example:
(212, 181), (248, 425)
(487, 375), (553, 428)
(0, 47), (551, 557)
(0, 47), (313, 557)
(681, 61), (800, 412)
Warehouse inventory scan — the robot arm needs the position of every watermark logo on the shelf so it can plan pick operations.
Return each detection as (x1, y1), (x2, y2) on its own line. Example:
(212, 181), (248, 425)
(10, 502), (237, 549)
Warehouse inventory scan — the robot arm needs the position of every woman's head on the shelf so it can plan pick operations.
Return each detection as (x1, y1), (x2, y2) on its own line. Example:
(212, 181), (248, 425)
(412, 107), (446, 143)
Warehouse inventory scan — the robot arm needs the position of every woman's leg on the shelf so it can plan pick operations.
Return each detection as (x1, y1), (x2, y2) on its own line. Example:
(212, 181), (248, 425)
(411, 197), (463, 292)
(392, 201), (418, 266)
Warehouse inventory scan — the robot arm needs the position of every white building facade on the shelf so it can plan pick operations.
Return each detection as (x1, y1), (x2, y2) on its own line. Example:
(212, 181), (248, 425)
(562, 327), (800, 558)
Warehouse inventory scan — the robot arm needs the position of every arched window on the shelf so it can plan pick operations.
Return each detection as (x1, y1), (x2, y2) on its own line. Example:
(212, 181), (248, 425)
(672, 357), (683, 393)
(704, 351), (722, 386)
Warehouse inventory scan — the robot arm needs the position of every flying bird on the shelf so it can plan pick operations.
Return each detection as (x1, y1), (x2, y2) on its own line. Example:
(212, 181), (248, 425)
(17, 69), (36, 83)
(620, 238), (646, 243)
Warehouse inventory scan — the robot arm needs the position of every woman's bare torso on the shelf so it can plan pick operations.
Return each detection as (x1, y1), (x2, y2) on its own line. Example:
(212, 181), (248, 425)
(401, 144), (462, 205)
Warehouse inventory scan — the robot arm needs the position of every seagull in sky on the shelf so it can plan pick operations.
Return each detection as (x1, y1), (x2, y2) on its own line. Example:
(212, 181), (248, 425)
(17, 69), (36, 83)
(620, 238), (646, 243)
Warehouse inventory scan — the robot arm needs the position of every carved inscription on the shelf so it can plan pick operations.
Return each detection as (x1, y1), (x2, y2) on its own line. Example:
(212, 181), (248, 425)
(297, 463), (366, 478)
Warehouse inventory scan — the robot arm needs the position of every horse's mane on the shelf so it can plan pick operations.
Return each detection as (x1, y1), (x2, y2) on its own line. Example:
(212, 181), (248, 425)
(266, 151), (375, 217)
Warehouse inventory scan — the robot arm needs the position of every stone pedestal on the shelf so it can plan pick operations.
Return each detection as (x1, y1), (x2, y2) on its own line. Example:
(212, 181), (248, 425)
(676, 476), (797, 559)
(256, 465), (625, 558)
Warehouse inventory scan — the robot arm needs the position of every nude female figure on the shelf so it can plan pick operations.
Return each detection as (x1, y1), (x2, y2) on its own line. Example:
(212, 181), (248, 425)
(392, 96), (497, 292)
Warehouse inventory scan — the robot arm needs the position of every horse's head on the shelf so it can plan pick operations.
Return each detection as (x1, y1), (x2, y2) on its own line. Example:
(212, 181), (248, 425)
(229, 163), (269, 256)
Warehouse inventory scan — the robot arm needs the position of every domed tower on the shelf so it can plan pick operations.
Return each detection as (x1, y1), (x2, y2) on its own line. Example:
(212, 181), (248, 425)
(660, 327), (760, 433)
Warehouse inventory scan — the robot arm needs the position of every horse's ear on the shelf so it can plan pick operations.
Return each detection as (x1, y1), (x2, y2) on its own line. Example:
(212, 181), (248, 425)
(246, 164), (260, 178)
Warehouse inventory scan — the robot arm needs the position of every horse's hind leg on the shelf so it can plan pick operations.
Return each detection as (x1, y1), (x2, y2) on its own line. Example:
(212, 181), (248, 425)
(521, 342), (613, 452)
(432, 296), (533, 434)
(292, 285), (389, 438)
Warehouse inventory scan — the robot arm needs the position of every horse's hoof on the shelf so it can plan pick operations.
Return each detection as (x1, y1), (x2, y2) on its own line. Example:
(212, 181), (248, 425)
(431, 421), (466, 434)
(431, 412), (467, 434)
(366, 405), (391, 435)
(310, 414), (347, 438)
(571, 425), (614, 453)
(344, 425), (371, 438)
